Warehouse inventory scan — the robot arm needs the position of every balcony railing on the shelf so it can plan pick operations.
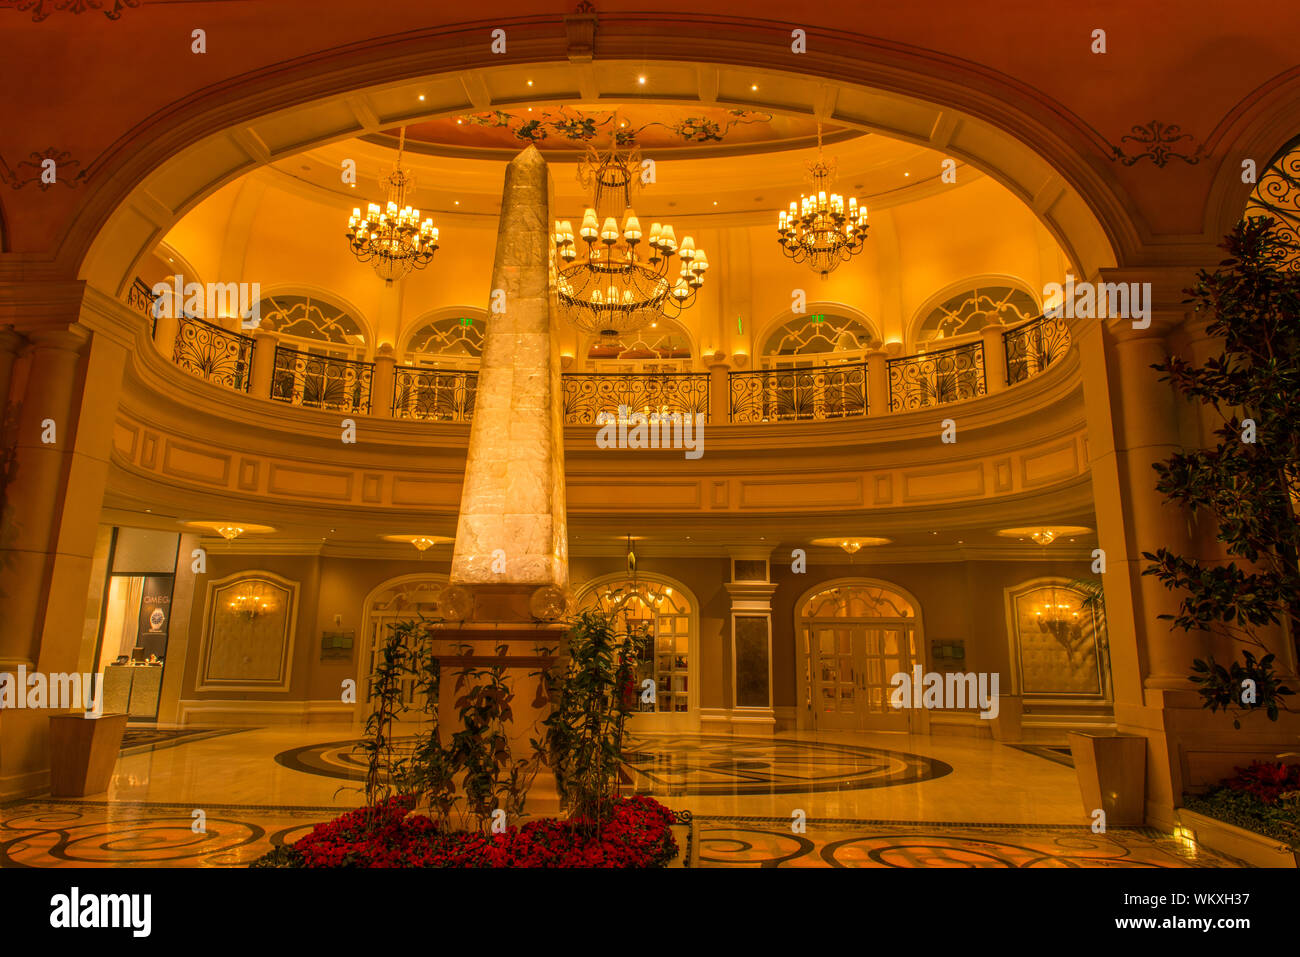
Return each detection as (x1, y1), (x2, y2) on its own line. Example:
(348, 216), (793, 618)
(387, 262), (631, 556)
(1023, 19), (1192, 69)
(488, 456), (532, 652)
(561, 372), (710, 424)
(173, 314), (254, 392)
(271, 346), (373, 414)
(128, 276), (1071, 425)
(393, 366), (477, 422)
(729, 363), (868, 423)
(887, 341), (986, 412)
(1003, 313), (1071, 386)
(127, 277), (158, 336)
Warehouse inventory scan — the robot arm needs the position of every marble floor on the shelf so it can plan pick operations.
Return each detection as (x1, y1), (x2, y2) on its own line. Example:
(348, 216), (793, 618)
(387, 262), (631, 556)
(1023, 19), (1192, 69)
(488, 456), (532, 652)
(0, 724), (1242, 868)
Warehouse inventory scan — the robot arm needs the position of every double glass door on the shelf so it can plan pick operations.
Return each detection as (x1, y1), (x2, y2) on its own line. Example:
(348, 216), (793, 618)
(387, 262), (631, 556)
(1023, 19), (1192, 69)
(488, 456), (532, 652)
(809, 624), (916, 732)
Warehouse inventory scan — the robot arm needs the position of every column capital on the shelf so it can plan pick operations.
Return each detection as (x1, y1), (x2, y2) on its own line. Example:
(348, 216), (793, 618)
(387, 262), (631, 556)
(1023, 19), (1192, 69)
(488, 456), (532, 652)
(24, 325), (89, 355)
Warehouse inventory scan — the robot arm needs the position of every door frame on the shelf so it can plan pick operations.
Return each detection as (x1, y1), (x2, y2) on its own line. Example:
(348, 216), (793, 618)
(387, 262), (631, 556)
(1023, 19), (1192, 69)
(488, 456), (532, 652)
(794, 577), (929, 733)
(575, 571), (701, 732)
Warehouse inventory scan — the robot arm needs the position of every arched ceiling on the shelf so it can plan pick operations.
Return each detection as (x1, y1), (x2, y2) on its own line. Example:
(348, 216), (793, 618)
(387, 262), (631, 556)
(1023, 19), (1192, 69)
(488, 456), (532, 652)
(273, 107), (964, 221)
(375, 103), (858, 159)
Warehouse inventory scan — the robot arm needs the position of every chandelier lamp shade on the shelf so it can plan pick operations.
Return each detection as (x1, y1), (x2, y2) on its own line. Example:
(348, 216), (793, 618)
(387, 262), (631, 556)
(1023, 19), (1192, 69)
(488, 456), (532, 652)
(345, 127), (440, 283)
(777, 124), (869, 279)
(554, 142), (708, 338)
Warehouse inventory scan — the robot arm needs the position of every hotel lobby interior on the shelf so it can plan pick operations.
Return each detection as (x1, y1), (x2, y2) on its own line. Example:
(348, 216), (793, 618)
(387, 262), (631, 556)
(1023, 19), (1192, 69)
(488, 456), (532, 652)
(1, 0), (1299, 885)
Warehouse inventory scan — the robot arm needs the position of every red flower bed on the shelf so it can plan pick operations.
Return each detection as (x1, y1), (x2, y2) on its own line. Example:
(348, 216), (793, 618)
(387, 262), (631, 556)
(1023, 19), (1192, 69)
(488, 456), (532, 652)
(1223, 761), (1300, 805)
(270, 795), (678, 868)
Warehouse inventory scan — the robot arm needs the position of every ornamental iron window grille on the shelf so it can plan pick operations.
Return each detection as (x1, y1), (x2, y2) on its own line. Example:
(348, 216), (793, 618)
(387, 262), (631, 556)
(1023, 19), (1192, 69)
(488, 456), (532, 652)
(1245, 135), (1300, 272)
(915, 285), (1038, 345)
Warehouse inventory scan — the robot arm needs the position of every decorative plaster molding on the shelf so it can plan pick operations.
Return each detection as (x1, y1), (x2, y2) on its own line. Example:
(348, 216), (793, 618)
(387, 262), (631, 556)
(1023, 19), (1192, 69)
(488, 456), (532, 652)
(1111, 121), (1203, 168)
(10, 0), (139, 21)
(0, 149), (87, 190)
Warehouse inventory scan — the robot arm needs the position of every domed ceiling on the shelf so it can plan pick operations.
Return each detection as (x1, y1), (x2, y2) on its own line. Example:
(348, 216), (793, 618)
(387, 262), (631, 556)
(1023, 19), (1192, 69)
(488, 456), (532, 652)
(370, 104), (857, 159)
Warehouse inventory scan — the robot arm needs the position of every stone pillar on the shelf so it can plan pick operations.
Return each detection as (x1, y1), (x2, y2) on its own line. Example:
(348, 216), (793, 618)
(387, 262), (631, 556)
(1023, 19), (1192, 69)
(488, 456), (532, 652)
(451, 144), (567, 588)
(371, 343), (396, 418)
(1072, 264), (1300, 827)
(153, 300), (181, 361)
(707, 359), (729, 424)
(980, 322), (1007, 394)
(0, 326), (23, 407)
(865, 348), (888, 414)
(250, 326), (278, 399)
(0, 327), (88, 671)
(724, 576), (778, 735)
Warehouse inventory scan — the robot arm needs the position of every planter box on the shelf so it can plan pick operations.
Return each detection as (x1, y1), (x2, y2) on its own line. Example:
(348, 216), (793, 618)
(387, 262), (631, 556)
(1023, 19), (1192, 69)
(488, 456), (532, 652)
(1068, 730), (1146, 826)
(1175, 807), (1299, 868)
(48, 712), (129, 797)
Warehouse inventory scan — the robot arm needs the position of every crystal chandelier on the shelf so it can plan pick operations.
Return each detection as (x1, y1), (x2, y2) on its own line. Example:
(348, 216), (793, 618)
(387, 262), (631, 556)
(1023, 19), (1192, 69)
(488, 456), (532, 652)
(345, 127), (440, 284)
(554, 141), (708, 338)
(777, 123), (869, 279)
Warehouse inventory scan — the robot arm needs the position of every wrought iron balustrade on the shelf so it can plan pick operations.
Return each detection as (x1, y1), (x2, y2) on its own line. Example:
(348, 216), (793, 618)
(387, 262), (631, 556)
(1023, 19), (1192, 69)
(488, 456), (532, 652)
(172, 314), (254, 392)
(271, 346), (373, 414)
(887, 341), (986, 411)
(392, 366), (477, 422)
(127, 277), (158, 335)
(1003, 313), (1071, 386)
(728, 363), (868, 423)
(561, 372), (710, 424)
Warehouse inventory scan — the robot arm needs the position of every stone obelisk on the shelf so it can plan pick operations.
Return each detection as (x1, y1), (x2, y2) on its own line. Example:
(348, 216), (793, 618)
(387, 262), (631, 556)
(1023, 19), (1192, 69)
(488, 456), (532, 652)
(450, 144), (568, 601)
(434, 146), (569, 816)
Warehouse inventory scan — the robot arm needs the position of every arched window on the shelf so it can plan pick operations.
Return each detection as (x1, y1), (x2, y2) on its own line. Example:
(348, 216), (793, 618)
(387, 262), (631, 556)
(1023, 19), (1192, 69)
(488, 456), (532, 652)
(585, 318), (693, 372)
(1245, 134), (1300, 271)
(576, 575), (695, 728)
(797, 580), (920, 732)
(258, 293), (367, 359)
(403, 312), (485, 369)
(761, 312), (876, 369)
(913, 283), (1038, 349)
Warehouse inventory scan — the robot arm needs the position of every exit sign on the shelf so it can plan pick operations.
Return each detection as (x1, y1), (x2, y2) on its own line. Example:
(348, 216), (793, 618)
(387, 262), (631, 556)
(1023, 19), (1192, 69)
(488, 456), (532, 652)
(811, 314), (826, 323)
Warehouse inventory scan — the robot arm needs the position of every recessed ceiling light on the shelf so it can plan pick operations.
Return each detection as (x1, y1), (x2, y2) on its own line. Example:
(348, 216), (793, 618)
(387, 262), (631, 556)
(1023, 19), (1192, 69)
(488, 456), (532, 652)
(418, 94), (425, 101)
(168, 258), (174, 263)
(454, 200), (459, 205)
(526, 80), (533, 87)
(904, 172), (910, 177)
(751, 84), (758, 91)
(713, 201), (718, 205)
(638, 75), (646, 84)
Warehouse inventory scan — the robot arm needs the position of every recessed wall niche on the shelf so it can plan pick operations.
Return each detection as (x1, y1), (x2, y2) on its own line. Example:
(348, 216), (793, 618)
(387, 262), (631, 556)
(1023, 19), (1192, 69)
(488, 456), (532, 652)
(196, 571), (300, 691)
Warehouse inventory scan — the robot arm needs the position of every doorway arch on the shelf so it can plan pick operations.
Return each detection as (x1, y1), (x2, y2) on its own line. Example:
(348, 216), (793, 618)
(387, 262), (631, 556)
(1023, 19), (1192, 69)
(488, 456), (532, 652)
(574, 571), (700, 731)
(355, 572), (449, 720)
(794, 578), (926, 733)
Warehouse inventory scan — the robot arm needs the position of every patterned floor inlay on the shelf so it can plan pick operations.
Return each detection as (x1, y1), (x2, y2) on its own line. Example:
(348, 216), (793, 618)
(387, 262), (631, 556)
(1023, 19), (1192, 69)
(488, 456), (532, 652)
(0, 800), (338, 868)
(274, 733), (954, 796)
(1004, 744), (1075, 768)
(119, 727), (250, 757)
(622, 734), (953, 795)
(0, 801), (1242, 868)
(694, 816), (1246, 868)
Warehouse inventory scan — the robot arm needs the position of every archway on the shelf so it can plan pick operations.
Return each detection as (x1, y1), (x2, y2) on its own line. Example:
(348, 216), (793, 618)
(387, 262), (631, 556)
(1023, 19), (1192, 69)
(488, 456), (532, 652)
(794, 578), (925, 733)
(73, 33), (1123, 305)
(575, 571), (700, 731)
(355, 572), (449, 718)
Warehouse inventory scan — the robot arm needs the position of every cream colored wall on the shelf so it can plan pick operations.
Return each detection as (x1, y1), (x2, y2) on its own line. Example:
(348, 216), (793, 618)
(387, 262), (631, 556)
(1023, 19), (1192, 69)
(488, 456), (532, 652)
(161, 161), (1067, 366)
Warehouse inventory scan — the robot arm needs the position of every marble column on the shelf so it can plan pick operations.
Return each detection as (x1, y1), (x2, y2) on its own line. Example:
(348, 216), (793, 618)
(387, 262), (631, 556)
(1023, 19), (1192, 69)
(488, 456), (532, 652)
(450, 144), (567, 590)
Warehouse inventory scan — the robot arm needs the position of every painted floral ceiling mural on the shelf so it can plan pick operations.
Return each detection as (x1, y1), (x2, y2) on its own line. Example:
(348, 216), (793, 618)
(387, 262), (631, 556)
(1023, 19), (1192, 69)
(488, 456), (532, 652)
(378, 105), (849, 155)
